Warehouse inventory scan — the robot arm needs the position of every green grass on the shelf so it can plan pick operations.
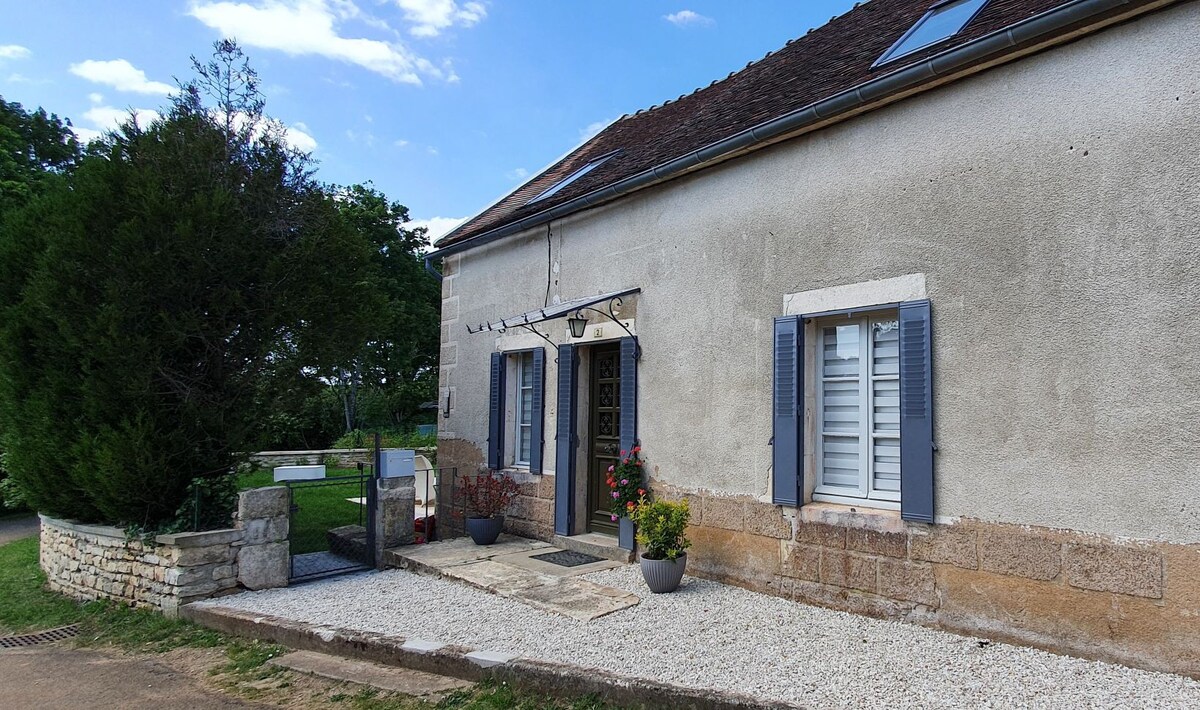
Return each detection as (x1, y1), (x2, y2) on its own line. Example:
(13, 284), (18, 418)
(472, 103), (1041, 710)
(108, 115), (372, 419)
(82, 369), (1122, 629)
(238, 467), (369, 555)
(0, 536), (83, 633)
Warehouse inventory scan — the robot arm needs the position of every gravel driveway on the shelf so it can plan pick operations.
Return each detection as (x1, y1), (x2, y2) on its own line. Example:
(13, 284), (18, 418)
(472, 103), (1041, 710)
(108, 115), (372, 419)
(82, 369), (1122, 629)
(200, 565), (1200, 709)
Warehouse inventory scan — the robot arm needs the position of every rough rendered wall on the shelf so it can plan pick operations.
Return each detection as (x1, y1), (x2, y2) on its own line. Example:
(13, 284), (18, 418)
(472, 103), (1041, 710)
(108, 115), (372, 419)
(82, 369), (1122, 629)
(440, 2), (1200, 545)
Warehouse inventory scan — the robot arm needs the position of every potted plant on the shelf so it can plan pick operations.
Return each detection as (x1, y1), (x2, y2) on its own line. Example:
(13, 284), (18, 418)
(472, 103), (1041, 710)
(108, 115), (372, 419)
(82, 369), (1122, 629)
(630, 496), (691, 593)
(459, 471), (519, 545)
(607, 446), (646, 550)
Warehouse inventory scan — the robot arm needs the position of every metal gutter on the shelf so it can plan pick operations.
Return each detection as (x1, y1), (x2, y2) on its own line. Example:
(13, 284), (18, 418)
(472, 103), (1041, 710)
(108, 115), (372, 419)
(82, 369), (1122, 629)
(427, 0), (1144, 260)
(423, 255), (442, 282)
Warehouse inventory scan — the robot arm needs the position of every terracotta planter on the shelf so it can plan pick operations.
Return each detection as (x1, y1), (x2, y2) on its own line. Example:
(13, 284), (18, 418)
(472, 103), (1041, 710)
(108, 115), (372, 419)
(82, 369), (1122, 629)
(466, 516), (504, 545)
(618, 516), (636, 551)
(639, 552), (687, 593)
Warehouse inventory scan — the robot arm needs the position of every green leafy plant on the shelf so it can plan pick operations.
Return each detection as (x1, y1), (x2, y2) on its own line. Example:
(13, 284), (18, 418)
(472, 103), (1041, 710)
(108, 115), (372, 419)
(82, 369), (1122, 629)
(458, 472), (519, 519)
(607, 446), (646, 521)
(631, 497), (691, 561)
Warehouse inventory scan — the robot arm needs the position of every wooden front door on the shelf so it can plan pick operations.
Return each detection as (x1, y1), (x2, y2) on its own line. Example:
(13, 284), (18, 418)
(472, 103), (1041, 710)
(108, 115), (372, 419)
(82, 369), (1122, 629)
(587, 343), (621, 535)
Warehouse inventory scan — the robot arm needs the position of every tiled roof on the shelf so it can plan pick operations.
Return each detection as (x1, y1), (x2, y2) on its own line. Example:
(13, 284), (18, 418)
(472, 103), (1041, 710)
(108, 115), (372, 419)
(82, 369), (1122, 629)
(434, 0), (1138, 249)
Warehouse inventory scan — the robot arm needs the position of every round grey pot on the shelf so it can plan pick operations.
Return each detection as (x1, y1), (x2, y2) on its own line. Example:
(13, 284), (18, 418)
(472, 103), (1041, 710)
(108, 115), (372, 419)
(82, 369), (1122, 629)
(466, 516), (504, 545)
(639, 552), (687, 593)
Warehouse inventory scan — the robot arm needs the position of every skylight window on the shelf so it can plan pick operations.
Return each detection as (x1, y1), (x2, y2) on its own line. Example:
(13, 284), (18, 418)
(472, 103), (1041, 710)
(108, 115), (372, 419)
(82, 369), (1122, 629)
(526, 152), (619, 205)
(874, 0), (990, 66)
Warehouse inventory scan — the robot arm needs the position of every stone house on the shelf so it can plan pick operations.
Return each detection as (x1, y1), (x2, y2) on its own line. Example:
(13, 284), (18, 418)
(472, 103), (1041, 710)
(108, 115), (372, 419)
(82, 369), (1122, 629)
(426, 0), (1200, 676)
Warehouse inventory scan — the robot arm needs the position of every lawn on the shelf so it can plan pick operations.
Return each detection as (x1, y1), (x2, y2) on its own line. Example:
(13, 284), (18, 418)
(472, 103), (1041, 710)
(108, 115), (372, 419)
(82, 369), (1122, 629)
(238, 467), (370, 555)
(0, 535), (621, 709)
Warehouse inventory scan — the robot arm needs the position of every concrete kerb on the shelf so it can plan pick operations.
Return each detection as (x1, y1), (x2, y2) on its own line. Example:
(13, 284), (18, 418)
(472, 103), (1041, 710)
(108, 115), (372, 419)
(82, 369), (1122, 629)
(181, 603), (802, 710)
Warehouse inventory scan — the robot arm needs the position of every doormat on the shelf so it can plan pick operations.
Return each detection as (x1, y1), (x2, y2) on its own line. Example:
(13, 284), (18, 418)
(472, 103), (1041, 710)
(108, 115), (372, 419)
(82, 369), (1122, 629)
(0, 624), (80, 649)
(530, 550), (605, 567)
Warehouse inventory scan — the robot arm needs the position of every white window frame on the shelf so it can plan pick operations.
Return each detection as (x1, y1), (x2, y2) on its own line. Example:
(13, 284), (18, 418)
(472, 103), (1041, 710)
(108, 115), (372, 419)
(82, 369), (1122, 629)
(813, 312), (902, 510)
(511, 351), (535, 467)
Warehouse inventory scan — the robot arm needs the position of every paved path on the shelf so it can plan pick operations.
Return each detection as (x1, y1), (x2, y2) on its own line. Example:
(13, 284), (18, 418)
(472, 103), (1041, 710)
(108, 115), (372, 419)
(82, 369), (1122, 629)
(0, 647), (261, 709)
(389, 535), (634, 621)
(0, 515), (38, 546)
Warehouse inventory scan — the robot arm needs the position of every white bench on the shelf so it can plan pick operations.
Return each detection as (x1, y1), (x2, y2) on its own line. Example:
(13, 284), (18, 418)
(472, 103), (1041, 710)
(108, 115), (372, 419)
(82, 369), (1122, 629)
(273, 464), (326, 482)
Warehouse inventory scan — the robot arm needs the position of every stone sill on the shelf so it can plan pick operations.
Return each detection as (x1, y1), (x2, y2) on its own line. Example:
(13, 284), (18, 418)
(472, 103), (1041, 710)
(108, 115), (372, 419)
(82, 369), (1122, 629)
(799, 502), (907, 535)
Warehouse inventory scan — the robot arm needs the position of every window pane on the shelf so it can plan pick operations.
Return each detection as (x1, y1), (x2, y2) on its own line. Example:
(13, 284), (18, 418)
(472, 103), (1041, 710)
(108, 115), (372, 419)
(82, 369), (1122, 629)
(822, 379), (861, 432)
(872, 320), (900, 376)
(519, 425), (532, 464)
(822, 324), (860, 378)
(873, 438), (901, 492)
(822, 436), (861, 489)
(880, 0), (989, 63)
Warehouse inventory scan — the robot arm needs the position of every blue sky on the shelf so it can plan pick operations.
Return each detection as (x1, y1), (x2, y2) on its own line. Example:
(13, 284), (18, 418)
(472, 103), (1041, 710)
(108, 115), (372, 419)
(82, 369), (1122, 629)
(0, 1), (857, 239)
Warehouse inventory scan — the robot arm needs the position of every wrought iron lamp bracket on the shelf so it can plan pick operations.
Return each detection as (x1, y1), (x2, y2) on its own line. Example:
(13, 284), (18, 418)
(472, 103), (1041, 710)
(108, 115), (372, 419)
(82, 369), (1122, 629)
(575, 296), (640, 359)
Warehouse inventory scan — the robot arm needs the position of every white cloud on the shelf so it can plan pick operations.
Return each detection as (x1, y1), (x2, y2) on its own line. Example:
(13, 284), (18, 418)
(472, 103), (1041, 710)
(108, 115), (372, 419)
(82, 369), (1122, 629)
(0, 45), (31, 61)
(70, 59), (174, 95)
(409, 215), (465, 243)
(394, 0), (486, 37)
(505, 167), (528, 181)
(88, 92), (104, 104)
(426, 146), (438, 155)
(189, 0), (455, 85)
(393, 138), (410, 148)
(664, 10), (714, 27)
(579, 117), (614, 142)
(286, 122), (318, 151)
(72, 104), (163, 143)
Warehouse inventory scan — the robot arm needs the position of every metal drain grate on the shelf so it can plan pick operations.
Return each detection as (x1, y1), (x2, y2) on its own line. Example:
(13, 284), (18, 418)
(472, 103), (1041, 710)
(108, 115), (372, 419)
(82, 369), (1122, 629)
(530, 550), (605, 568)
(0, 624), (80, 649)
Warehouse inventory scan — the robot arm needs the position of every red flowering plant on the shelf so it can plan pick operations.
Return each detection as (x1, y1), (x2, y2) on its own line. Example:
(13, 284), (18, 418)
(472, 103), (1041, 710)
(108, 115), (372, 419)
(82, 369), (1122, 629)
(607, 446), (647, 522)
(458, 471), (519, 519)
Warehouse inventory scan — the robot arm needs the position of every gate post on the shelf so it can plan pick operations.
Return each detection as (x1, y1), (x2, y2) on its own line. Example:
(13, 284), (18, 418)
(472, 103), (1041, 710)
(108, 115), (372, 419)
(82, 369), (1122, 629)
(374, 475), (416, 567)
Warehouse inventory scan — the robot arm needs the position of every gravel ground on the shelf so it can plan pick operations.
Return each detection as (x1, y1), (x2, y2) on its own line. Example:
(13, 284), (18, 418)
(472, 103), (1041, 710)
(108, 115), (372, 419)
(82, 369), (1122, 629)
(200, 566), (1200, 709)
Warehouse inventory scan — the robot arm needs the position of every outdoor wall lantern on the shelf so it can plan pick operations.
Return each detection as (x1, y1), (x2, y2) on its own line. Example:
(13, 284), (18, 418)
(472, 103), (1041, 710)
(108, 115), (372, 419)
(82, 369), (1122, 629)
(567, 313), (589, 338)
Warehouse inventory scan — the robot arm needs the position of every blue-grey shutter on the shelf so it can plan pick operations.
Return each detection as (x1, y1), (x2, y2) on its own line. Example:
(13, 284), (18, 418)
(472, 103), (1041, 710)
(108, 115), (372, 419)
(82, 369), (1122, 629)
(772, 316), (802, 506)
(529, 347), (546, 474)
(899, 300), (934, 523)
(554, 344), (578, 535)
(618, 337), (638, 455)
(487, 351), (505, 470)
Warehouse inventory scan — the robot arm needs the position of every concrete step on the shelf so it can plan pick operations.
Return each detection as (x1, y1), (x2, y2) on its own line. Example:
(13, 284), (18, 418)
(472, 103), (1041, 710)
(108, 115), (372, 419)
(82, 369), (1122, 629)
(551, 533), (634, 564)
(268, 650), (472, 700)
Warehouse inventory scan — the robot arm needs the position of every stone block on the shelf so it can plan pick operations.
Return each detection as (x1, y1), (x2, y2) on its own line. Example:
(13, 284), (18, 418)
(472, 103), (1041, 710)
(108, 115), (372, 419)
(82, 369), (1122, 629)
(846, 528), (907, 558)
(241, 516), (289, 546)
(174, 544), (238, 567)
(781, 544), (821, 582)
(238, 486), (290, 520)
(237, 542), (289, 590)
(378, 485), (416, 550)
(1064, 543), (1162, 599)
(512, 495), (553, 525)
(687, 526), (782, 594)
(702, 497), (744, 531)
(745, 501), (792, 540)
(878, 558), (938, 607)
(820, 549), (877, 592)
(537, 474), (557, 500)
(796, 521), (846, 549)
(792, 580), (920, 620)
(910, 525), (977, 569)
(978, 528), (1061, 580)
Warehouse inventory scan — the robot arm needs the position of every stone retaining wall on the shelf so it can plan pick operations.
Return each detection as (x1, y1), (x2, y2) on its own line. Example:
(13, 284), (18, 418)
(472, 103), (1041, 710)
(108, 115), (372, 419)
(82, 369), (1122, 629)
(247, 448), (436, 469)
(39, 487), (291, 616)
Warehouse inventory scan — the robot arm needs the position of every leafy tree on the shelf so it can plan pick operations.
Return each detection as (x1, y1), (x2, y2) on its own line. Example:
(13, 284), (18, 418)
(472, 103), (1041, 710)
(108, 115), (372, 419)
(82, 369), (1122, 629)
(0, 97), (82, 512)
(0, 42), (377, 528)
(0, 96), (80, 212)
(325, 183), (441, 433)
